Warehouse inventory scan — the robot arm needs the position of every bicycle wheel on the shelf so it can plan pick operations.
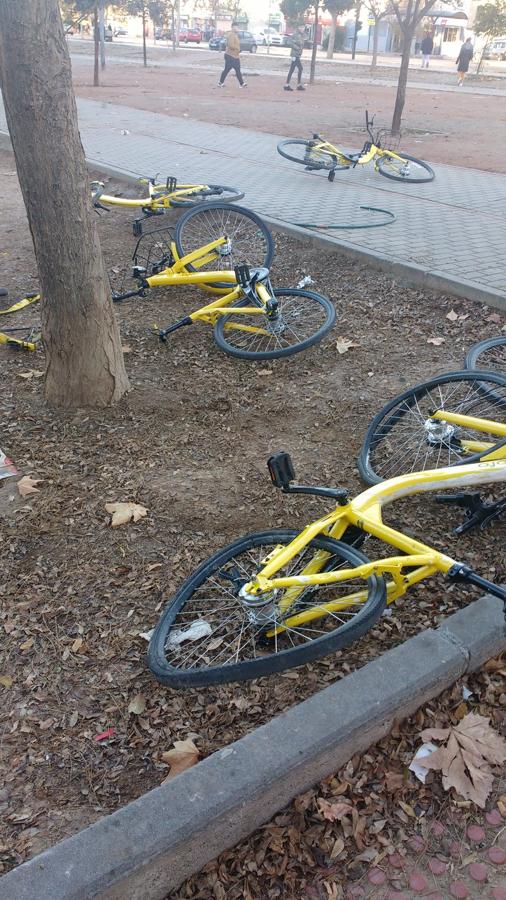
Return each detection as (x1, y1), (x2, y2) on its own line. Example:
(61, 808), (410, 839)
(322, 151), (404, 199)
(147, 529), (386, 688)
(277, 140), (351, 171)
(358, 370), (506, 485)
(213, 288), (336, 360)
(174, 202), (274, 275)
(169, 185), (245, 208)
(465, 336), (506, 376)
(376, 152), (435, 183)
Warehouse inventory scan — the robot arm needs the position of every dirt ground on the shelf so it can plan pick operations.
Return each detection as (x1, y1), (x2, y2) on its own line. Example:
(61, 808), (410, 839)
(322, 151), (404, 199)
(0, 147), (505, 877)
(69, 47), (506, 173)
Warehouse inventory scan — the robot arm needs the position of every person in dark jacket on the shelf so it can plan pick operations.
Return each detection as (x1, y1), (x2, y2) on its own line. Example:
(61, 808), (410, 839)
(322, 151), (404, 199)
(284, 27), (305, 91)
(420, 33), (434, 68)
(456, 37), (473, 85)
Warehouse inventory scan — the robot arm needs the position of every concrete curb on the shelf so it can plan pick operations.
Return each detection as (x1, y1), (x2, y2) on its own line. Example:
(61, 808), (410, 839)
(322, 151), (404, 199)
(1, 595), (504, 900)
(86, 158), (506, 314)
(1, 137), (504, 312)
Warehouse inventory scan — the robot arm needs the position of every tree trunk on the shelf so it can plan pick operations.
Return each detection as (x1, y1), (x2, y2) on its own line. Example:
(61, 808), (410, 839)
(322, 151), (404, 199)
(93, 3), (100, 85)
(98, 0), (105, 69)
(172, 6), (176, 52)
(310, 2), (319, 85)
(326, 13), (338, 59)
(352, 2), (361, 60)
(391, 28), (412, 133)
(0, 0), (129, 408)
(371, 15), (379, 71)
(142, 5), (147, 66)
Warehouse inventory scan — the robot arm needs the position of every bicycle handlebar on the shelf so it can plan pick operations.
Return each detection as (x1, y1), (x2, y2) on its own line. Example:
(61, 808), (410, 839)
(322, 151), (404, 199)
(112, 287), (145, 302)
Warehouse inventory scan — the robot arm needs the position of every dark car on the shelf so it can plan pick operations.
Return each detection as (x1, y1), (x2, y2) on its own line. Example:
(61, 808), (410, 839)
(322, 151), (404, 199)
(209, 30), (257, 53)
(155, 27), (172, 40)
(114, 27), (128, 37)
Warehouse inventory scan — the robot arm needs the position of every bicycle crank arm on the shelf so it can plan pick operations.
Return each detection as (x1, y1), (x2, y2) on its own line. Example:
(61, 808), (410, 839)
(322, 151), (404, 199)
(159, 317), (193, 341)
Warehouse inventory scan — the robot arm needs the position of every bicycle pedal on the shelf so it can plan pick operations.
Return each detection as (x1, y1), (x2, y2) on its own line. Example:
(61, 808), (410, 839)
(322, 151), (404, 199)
(133, 219), (143, 237)
(268, 452), (295, 490)
(165, 177), (177, 192)
(234, 264), (251, 287)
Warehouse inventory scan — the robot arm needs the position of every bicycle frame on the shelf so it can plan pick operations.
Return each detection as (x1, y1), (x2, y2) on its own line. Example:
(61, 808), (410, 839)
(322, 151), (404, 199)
(242, 460), (506, 633)
(92, 180), (216, 211)
(127, 234), (276, 330)
(430, 409), (506, 459)
(311, 139), (409, 171)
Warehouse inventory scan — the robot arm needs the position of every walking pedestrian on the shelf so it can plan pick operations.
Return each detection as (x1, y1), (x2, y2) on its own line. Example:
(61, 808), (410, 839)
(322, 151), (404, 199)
(456, 37), (473, 86)
(217, 22), (246, 88)
(284, 26), (305, 91)
(420, 32), (434, 68)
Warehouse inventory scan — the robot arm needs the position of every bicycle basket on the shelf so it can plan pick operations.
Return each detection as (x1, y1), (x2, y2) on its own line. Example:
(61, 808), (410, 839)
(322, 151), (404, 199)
(108, 226), (175, 297)
(375, 128), (402, 152)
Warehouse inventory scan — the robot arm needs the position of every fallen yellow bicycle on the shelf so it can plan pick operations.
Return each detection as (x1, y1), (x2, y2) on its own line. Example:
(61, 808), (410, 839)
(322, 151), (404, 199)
(111, 203), (335, 360)
(277, 110), (435, 183)
(147, 450), (506, 687)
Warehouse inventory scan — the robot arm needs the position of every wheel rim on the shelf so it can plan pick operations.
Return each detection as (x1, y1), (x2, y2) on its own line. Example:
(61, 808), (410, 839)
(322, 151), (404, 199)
(380, 155), (431, 181)
(178, 207), (271, 272)
(219, 291), (331, 356)
(366, 374), (506, 480)
(281, 141), (343, 170)
(160, 538), (375, 674)
(468, 338), (506, 376)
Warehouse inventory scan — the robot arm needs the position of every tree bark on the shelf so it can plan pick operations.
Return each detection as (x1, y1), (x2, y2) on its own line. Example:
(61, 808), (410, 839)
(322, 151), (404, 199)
(391, 28), (412, 133)
(98, 0), (106, 68)
(326, 13), (338, 59)
(93, 3), (100, 85)
(142, 4), (148, 66)
(310, 2), (319, 85)
(351, 2), (361, 60)
(371, 15), (379, 70)
(0, 0), (129, 408)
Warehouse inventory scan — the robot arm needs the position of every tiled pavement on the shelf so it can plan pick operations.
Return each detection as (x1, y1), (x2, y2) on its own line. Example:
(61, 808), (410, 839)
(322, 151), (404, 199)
(1, 96), (505, 305)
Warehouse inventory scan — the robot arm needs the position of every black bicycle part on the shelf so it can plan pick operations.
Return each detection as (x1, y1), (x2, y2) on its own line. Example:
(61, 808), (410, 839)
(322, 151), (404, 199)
(147, 529), (386, 688)
(159, 317), (193, 341)
(436, 491), (506, 534)
(267, 452), (349, 503)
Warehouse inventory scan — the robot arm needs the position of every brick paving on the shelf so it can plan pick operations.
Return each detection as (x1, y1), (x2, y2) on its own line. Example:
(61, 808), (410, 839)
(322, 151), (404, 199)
(1, 96), (505, 304)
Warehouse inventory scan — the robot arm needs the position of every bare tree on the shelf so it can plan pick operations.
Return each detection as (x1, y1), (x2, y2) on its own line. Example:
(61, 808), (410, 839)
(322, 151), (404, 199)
(389, 0), (438, 132)
(363, 0), (389, 70)
(325, 0), (354, 58)
(0, 0), (129, 407)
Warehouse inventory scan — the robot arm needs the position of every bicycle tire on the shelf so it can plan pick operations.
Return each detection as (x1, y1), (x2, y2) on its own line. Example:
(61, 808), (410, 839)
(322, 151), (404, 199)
(376, 152), (435, 184)
(465, 336), (506, 376)
(358, 370), (506, 485)
(170, 184), (245, 208)
(174, 203), (274, 285)
(147, 529), (386, 688)
(277, 139), (351, 171)
(213, 288), (336, 360)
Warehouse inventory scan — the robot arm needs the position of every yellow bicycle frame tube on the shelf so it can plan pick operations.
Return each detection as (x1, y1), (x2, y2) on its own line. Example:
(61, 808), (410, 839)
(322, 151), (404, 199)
(244, 460), (506, 631)
(92, 182), (212, 210)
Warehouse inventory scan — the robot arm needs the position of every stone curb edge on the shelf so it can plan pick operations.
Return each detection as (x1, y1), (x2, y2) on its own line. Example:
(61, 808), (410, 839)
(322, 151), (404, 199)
(1, 595), (504, 900)
(0, 136), (504, 313)
(85, 156), (506, 314)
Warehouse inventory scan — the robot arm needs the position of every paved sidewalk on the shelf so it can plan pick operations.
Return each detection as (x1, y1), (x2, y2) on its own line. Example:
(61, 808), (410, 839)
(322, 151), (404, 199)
(1, 96), (505, 307)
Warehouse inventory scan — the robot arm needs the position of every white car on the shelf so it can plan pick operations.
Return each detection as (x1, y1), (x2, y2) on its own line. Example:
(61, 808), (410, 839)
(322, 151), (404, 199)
(254, 27), (283, 46)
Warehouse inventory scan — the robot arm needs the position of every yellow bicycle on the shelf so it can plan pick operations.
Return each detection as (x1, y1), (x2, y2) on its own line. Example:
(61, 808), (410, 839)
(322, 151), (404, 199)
(112, 203), (335, 360)
(358, 370), (506, 485)
(91, 176), (244, 234)
(147, 449), (506, 687)
(277, 110), (435, 184)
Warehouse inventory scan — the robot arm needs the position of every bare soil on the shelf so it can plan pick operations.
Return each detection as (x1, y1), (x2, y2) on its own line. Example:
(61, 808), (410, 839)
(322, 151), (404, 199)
(0, 148), (505, 875)
(69, 47), (506, 173)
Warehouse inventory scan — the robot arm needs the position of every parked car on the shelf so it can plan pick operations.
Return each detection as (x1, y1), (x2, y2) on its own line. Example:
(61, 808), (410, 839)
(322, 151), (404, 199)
(155, 27), (172, 40)
(114, 27), (128, 37)
(180, 28), (202, 43)
(209, 30), (257, 53)
(254, 27), (282, 46)
(483, 38), (506, 60)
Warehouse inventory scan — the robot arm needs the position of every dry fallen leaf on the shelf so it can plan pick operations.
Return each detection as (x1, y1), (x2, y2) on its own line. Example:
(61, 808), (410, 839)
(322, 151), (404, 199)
(161, 738), (200, 781)
(18, 370), (44, 380)
(105, 501), (148, 527)
(17, 475), (42, 498)
(317, 798), (353, 822)
(128, 693), (146, 715)
(446, 310), (458, 322)
(427, 337), (445, 346)
(417, 713), (506, 808)
(335, 337), (359, 355)
(122, 344), (133, 353)
(0, 675), (13, 688)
